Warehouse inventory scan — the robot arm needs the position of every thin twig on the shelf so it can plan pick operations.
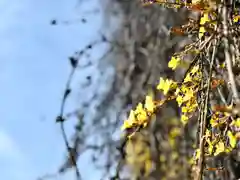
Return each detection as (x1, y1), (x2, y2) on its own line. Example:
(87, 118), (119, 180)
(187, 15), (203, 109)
(197, 38), (217, 180)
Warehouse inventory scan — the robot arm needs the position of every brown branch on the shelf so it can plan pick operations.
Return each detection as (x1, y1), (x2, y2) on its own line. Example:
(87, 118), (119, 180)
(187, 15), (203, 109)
(221, 0), (239, 103)
(197, 37), (217, 180)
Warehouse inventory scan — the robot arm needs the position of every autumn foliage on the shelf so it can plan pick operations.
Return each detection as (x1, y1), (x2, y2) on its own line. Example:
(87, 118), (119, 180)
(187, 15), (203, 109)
(121, 0), (240, 179)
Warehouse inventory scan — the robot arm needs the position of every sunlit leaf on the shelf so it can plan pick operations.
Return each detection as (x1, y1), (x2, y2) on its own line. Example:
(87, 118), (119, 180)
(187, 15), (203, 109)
(168, 56), (181, 70)
(144, 95), (155, 113)
(227, 131), (237, 148)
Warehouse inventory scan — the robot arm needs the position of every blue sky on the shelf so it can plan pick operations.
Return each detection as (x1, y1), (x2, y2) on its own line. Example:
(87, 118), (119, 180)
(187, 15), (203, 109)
(0, 0), (106, 179)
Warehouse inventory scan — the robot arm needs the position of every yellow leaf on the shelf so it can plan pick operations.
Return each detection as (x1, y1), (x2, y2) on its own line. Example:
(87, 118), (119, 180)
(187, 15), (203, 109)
(181, 114), (189, 125)
(121, 110), (136, 130)
(136, 111), (147, 122)
(135, 103), (145, 114)
(184, 65), (200, 82)
(176, 95), (184, 106)
(227, 131), (237, 148)
(233, 15), (240, 23)
(191, 64), (200, 74)
(168, 56), (181, 70)
(183, 88), (195, 102)
(199, 26), (206, 39)
(199, 13), (211, 39)
(214, 141), (225, 155)
(134, 103), (148, 125)
(200, 13), (210, 25)
(207, 139), (213, 154)
(231, 118), (240, 127)
(219, 63), (225, 69)
(182, 106), (188, 113)
(157, 78), (174, 95)
(144, 95), (155, 113)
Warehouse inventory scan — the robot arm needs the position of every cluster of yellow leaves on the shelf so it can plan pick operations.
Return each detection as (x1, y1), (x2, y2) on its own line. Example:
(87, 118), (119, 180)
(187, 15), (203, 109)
(233, 15), (240, 23)
(233, 10), (240, 24)
(228, 118), (240, 147)
(122, 63), (203, 133)
(143, 1), (239, 39)
(202, 110), (240, 157)
(121, 2), (240, 180)
(157, 77), (178, 95)
(198, 10), (240, 38)
(199, 12), (210, 39)
(176, 65), (202, 124)
(210, 110), (230, 128)
(125, 0), (239, 157)
(199, 11), (217, 39)
(231, 118), (240, 127)
(121, 55), (226, 133)
(127, 1), (240, 178)
(121, 95), (156, 133)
